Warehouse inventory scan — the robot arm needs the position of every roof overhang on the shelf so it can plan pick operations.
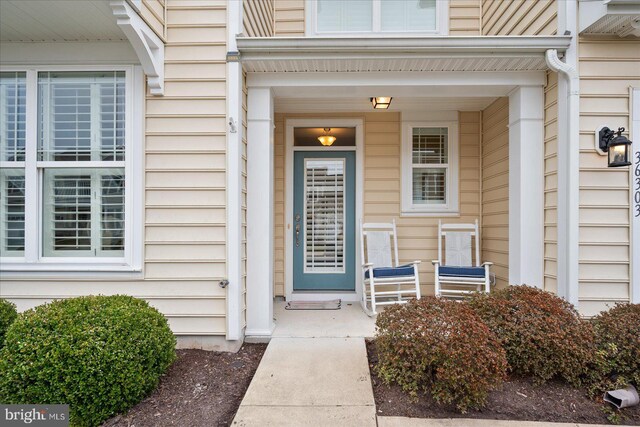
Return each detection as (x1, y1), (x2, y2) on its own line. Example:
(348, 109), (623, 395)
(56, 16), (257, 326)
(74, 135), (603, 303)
(236, 36), (572, 73)
(579, 0), (640, 36)
(0, 0), (165, 95)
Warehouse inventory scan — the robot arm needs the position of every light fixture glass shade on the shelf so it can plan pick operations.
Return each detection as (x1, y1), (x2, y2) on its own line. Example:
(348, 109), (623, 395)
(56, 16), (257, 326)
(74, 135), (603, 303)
(318, 128), (336, 146)
(608, 140), (631, 167)
(371, 97), (392, 109)
(318, 135), (337, 146)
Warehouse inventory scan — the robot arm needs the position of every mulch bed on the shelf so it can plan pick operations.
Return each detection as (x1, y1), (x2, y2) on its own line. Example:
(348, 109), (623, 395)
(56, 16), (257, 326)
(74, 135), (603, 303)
(366, 340), (640, 426)
(103, 344), (267, 427)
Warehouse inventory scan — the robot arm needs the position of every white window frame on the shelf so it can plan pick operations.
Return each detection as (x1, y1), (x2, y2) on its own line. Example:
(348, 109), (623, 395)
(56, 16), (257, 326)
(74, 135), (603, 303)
(306, 0), (449, 36)
(0, 65), (143, 272)
(401, 121), (459, 216)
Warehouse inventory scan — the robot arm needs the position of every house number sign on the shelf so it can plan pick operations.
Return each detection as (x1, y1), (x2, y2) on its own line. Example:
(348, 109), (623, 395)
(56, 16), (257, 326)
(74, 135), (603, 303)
(633, 88), (640, 303)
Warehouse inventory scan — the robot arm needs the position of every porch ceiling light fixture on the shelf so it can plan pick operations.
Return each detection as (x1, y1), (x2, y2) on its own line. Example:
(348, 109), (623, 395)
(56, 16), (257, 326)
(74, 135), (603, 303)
(598, 127), (632, 167)
(318, 128), (337, 146)
(370, 97), (392, 109)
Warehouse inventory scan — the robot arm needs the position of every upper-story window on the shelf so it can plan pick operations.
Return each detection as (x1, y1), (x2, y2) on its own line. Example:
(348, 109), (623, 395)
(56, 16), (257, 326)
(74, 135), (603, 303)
(310, 0), (448, 35)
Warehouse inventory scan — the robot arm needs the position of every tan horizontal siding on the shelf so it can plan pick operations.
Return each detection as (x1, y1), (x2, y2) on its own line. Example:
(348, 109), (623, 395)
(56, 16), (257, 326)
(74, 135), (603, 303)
(450, 0), (482, 35)
(273, 111), (483, 297)
(140, 0), (166, 40)
(577, 37), (639, 316)
(2, 280), (227, 335)
(244, 0), (275, 37)
(274, 0), (305, 36)
(482, 0), (557, 35)
(481, 97), (509, 288)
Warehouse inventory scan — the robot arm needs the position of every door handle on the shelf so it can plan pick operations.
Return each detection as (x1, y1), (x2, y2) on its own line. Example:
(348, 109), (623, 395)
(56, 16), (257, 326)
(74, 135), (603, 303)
(295, 224), (300, 247)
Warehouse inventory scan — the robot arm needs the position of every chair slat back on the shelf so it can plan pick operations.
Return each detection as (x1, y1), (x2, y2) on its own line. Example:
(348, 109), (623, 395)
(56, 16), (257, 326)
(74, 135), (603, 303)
(438, 219), (480, 267)
(360, 220), (398, 268)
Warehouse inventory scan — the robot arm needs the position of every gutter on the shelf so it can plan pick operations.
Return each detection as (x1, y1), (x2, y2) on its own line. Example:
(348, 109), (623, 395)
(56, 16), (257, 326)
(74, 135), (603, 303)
(237, 36), (572, 59)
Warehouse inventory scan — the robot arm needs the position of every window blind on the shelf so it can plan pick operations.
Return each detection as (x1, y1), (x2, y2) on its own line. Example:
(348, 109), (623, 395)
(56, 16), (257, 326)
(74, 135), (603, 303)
(38, 71), (125, 162)
(0, 170), (25, 256)
(381, 0), (437, 31)
(0, 72), (26, 162)
(304, 160), (345, 272)
(43, 168), (124, 257)
(412, 127), (448, 205)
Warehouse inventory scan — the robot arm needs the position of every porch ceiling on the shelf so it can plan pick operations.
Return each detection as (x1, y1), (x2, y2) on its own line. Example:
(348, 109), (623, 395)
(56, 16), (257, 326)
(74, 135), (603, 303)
(0, 0), (125, 42)
(237, 36), (572, 73)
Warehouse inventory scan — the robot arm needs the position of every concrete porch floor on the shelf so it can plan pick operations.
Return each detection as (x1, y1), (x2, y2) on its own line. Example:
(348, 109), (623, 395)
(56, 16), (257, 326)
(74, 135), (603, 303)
(272, 300), (377, 338)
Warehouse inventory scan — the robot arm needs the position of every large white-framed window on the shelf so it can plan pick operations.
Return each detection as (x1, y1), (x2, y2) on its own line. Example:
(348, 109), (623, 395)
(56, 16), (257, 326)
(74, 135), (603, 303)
(401, 121), (459, 215)
(307, 0), (449, 36)
(0, 66), (143, 272)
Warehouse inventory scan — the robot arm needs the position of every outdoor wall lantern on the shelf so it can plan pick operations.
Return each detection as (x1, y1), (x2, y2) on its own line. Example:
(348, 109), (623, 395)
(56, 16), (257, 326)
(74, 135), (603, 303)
(597, 127), (632, 167)
(370, 97), (392, 109)
(318, 128), (336, 146)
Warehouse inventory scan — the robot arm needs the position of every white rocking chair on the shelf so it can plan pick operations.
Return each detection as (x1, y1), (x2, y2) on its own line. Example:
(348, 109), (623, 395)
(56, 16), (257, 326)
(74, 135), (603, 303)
(432, 220), (492, 299)
(360, 220), (421, 315)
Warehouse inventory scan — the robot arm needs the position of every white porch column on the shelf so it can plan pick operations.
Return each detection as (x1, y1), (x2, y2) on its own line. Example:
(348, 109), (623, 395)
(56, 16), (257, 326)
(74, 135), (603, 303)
(246, 87), (275, 337)
(508, 86), (545, 287)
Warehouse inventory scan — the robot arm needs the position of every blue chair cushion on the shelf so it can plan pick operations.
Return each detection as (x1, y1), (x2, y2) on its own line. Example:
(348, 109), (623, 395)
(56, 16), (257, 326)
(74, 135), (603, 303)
(365, 264), (415, 279)
(439, 265), (486, 278)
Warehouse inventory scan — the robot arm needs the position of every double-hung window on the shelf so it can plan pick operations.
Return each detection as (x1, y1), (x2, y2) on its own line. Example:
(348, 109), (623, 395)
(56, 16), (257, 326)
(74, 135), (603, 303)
(401, 122), (459, 215)
(311, 0), (448, 35)
(0, 67), (140, 271)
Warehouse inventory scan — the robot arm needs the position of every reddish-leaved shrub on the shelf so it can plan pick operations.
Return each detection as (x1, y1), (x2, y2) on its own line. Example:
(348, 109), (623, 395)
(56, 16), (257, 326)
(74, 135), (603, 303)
(468, 285), (597, 386)
(375, 296), (507, 412)
(593, 303), (640, 389)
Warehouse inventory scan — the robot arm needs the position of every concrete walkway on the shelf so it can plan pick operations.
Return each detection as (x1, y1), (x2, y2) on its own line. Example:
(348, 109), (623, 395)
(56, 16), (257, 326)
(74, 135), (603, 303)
(232, 337), (376, 426)
(377, 417), (611, 427)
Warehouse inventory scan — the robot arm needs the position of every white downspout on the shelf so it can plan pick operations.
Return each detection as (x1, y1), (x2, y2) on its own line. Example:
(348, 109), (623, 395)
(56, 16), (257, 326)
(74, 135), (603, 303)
(545, 47), (580, 307)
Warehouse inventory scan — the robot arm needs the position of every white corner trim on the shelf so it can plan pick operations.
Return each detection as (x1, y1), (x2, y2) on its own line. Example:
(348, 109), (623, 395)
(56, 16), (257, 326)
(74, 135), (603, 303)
(225, 0), (244, 341)
(111, 0), (164, 95)
(631, 87), (640, 304)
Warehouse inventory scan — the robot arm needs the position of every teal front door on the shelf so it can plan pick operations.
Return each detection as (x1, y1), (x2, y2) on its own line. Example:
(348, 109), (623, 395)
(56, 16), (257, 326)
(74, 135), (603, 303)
(293, 151), (356, 291)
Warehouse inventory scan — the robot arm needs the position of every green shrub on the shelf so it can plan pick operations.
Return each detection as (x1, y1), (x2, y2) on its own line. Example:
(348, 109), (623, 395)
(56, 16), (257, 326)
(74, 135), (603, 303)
(468, 285), (597, 386)
(0, 295), (176, 427)
(375, 296), (507, 412)
(0, 298), (18, 348)
(593, 303), (640, 389)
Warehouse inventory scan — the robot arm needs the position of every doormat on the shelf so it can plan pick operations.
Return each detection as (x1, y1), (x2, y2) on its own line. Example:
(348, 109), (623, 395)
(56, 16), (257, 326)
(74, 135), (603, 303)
(285, 299), (341, 310)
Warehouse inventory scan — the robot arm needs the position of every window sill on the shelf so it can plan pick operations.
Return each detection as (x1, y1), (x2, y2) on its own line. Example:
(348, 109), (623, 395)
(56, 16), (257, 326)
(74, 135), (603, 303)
(401, 210), (461, 218)
(0, 262), (142, 274)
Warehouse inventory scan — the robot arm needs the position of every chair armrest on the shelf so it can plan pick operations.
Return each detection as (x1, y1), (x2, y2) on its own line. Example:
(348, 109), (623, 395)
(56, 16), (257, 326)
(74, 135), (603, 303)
(411, 260), (422, 265)
(482, 262), (493, 267)
(431, 260), (440, 265)
(362, 263), (374, 269)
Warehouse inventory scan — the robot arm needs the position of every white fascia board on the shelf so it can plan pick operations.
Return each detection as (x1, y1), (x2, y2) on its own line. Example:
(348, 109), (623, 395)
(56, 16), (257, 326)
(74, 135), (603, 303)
(246, 71), (546, 89)
(237, 36), (572, 59)
(579, 0), (640, 32)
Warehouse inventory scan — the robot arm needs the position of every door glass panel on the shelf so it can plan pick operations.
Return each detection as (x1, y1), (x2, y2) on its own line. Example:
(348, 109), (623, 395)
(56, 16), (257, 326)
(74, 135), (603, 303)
(304, 159), (345, 273)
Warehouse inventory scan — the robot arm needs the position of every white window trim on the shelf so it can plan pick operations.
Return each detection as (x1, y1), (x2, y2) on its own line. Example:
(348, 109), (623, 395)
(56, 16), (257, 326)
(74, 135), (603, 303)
(305, 0), (449, 36)
(0, 65), (143, 272)
(401, 120), (459, 216)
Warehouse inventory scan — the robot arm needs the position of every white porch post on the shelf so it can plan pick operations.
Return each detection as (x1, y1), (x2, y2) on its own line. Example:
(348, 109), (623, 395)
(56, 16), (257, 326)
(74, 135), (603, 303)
(508, 86), (545, 287)
(246, 87), (275, 337)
